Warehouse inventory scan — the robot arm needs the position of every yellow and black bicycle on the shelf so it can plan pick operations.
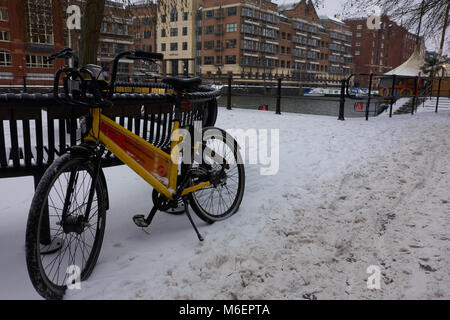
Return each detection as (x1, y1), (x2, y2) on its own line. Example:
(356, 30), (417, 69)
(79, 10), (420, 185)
(25, 49), (245, 300)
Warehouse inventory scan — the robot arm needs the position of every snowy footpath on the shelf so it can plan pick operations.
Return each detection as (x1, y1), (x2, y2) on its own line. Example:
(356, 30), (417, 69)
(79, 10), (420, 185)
(0, 105), (449, 299)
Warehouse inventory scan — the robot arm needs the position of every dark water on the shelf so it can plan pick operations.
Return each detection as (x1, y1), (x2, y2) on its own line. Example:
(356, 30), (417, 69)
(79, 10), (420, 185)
(218, 95), (380, 118)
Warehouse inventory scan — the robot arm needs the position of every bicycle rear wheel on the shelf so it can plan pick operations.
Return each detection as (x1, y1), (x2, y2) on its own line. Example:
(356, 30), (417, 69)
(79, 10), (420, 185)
(26, 153), (106, 300)
(188, 127), (245, 224)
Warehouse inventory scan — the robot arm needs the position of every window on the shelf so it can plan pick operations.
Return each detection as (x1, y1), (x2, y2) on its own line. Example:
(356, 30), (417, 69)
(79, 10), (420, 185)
(357, 24), (363, 30)
(142, 17), (152, 25)
(227, 7), (237, 16)
(161, 15), (166, 23)
(241, 7), (254, 18)
(99, 42), (109, 54)
(225, 39), (236, 48)
(143, 44), (152, 52)
(183, 12), (188, 21)
(161, 29), (166, 37)
(143, 31), (152, 39)
(170, 28), (178, 37)
(182, 27), (188, 36)
(182, 42), (188, 50)
(0, 30), (10, 42)
(355, 50), (360, 55)
(205, 25), (214, 34)
(26, 0), (53, 44)
(216, 56), (222, 65)
(205, 10), (214, 19)
(118, 63), (129, 74)
(225, 55), (236, 64)
(204, 56), (214, 65)
(0, 9), (8, 21)
(170, 9), (178, 22)
(170, 43), (178, 51)
(113, 24), (127, 35)
(114, 43), (127, 54)
(356, 42), (360, 47)
(0, 51), (12, 66)
(356, 33), (361, 37)
(204, 41), (214, 50)
(226, 23), (237, 33)
(161, 43), (166, 51)
(26, 55), (53, 68)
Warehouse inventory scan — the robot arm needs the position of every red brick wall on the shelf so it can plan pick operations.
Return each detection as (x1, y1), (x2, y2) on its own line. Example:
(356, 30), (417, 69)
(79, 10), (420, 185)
(345, 16), (420, 76)
(0, 0), (65, 87)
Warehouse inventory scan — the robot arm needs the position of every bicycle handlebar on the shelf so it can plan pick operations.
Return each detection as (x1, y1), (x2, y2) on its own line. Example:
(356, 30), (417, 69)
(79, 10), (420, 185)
(46, 48), (79, 67)
(52, 49), (163, 107)
(108, 50), (164, 97)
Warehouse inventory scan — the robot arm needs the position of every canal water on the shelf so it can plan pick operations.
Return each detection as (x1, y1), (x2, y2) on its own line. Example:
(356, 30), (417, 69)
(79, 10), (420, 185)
(217, 95), (377, 118)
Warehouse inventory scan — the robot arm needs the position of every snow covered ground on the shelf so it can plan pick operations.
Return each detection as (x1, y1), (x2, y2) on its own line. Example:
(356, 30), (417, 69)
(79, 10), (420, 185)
(1, 105), (449, 300)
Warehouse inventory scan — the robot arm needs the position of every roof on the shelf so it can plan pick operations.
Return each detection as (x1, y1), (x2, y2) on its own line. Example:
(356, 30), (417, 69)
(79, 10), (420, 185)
(385, 48), (425, 77)
(319, 14), (348, 27)
(278, 0), (301, 12)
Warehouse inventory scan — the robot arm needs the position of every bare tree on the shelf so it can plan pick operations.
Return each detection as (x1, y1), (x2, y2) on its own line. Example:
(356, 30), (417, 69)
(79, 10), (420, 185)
(342, 0), (449, 56)
(78, 0), (106, 65)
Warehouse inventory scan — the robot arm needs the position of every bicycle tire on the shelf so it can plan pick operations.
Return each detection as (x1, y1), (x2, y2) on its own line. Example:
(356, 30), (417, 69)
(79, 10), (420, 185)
(188, 127), (245, 224)
(25, 153), (107, 300)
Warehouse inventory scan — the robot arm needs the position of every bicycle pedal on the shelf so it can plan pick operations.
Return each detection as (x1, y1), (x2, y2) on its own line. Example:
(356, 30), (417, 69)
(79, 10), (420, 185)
(133, 215), (150, 228)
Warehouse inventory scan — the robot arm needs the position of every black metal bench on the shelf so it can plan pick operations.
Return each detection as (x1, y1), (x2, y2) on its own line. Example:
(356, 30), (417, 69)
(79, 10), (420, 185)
(0, 83), (220, 190)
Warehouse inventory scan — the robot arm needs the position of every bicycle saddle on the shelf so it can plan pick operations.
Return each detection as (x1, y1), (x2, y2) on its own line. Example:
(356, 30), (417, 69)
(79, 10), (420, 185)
(162, 77), (202, 92)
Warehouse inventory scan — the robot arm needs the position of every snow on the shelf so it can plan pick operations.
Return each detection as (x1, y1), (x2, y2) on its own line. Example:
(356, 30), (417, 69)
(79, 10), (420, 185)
(1, 107), (450, 299)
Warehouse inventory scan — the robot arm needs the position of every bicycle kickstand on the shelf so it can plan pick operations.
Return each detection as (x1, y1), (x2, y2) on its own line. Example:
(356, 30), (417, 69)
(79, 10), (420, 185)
(133, 205), (158, 228)
(183, 198), (204, 242)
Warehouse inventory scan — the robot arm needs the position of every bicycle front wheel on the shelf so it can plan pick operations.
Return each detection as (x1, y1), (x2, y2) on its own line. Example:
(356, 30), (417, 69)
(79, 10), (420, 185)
(25, 153), (107, 300)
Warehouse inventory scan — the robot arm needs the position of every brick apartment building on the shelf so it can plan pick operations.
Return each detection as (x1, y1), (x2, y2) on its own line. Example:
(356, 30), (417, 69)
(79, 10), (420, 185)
(200, 0), (354, 85)
(319, 15), (354, 80)
(156, 0), (202, 77)
(344, 16), (422, 86)
(128, 1), (158, 78)
(0, 0), (65, 86)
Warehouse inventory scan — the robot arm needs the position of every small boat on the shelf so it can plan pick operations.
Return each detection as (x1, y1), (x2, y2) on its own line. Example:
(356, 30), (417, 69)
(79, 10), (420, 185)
(304, 88), (326, 97)
(325, 88), (342, 97)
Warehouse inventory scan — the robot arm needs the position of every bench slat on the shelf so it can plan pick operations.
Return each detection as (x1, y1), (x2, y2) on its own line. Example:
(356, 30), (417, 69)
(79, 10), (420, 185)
(35, 115), (44, 167)
(0, 121), (6, 167)
(22, 119), (33, 167)
(9, 110), (20, 168)
(142, 105), (149, 141)
(47, 112), (55, 164)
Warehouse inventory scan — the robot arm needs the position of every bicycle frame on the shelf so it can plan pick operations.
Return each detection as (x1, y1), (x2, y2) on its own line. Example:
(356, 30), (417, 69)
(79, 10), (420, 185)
(84, 108), (210, 201)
